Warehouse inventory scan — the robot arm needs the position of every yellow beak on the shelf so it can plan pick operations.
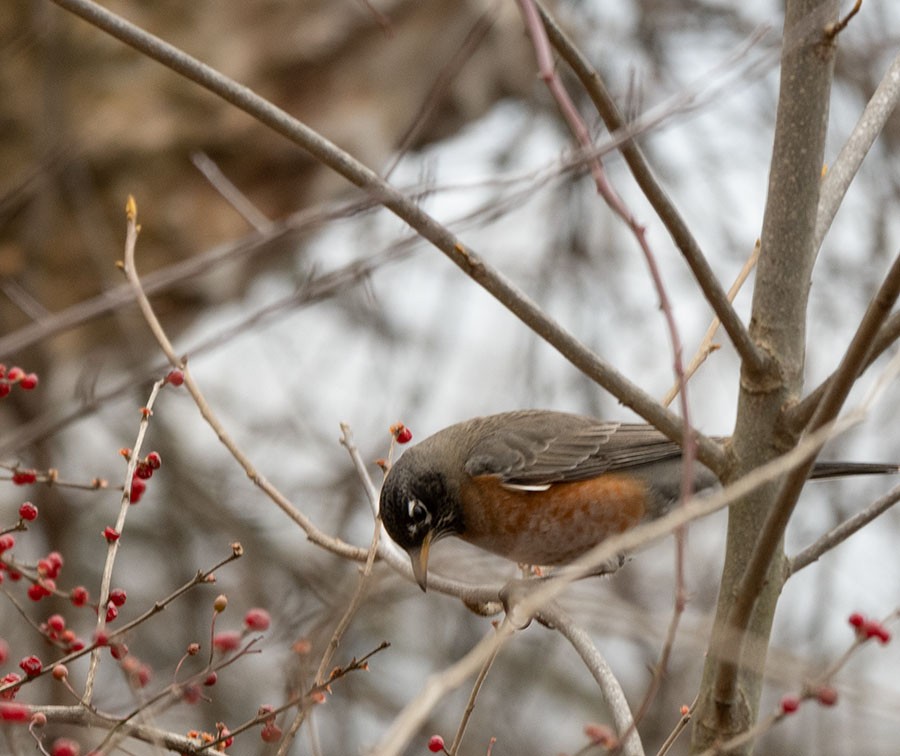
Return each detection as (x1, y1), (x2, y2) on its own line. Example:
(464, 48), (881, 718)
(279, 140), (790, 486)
(409, 530), (433, 591)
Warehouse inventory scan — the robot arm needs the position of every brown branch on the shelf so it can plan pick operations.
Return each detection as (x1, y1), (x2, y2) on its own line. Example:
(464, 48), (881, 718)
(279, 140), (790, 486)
(276, 512), (383, 756)
(788, 483), (900, 574)
(116, 197), (370, 564)
(716, 250), (900, 710)
(783, 310), (900, 434)
(447, 632), (502, 756)
(84, 281), (163, 704)
(534, 0), (767, 378)
(542, 605), (642, 756)
(46, 0), (725, 474)
(663, 241), (760, 407)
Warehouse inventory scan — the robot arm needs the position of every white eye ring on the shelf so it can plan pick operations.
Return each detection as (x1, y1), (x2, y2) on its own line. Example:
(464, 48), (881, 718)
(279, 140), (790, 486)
(407, 499), (430, 524)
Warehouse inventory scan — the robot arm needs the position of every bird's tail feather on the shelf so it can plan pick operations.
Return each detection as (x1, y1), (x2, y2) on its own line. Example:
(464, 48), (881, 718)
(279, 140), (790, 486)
(810, 462), (899, 479)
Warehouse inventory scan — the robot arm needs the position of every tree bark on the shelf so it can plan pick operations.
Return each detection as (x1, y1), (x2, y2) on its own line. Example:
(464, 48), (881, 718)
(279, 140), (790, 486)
(691, 0), (839, 752)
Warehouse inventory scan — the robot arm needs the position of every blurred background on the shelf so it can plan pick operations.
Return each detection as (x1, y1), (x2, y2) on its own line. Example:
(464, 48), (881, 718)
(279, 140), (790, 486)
(2, 0), (900, 753)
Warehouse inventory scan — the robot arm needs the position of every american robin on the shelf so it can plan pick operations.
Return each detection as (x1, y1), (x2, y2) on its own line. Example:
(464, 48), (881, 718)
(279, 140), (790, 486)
(378, 410), (897, 590)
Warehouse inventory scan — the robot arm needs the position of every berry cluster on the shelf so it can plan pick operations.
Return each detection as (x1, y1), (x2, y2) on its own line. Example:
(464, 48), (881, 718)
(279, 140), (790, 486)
(848, 612), (892, 644)
(119, 448), (162, 505)
(0, 365), (38, 399)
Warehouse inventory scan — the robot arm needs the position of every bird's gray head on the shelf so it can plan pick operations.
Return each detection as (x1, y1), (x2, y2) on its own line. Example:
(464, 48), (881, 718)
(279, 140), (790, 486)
(378, 449), (463, 591)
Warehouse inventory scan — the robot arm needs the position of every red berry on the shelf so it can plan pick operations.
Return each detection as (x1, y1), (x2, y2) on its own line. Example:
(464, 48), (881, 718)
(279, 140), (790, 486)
(780, 695), (801, 714)
(27, 583), (48, 601)
(105, 603), (118, 623)
(1, 673), (22, 700)
(52, 664), (68, 681)
(19, 655), (42, 677)
(0, 702), (30, 722)
(261, 723), (283, 743)
(129, 477), (146, 504)
(165, 369), (184, 386)
(50, 737), (80, 756)
(103, 526), (120, 543)
(218, 726), (233, 749)
(6, 367), (23, 382)
(93, 631), (109, 647)
(31, 711), (47, 727)
(427, 734), (445, 753)
(0, 384), (9, 399)
(18, 502), (37, 521)
(212, 631), (242, 653)
(110, 643), (128, 660)
(391, 423), (413, 444)
(182, 684), (202, 704)
(146, 451), (162, 470)
(40, 551), (63, 579)
(11, 470), (37, 485)
(134, 462), (153, 480)
(244, 608), (271, 631)
(19, 373), (38, 390)
(109, 588), (127, 607)
(866, 622), (892, 644)
(129, 662), (152, 688)
(67, 637), (85, 652)
(70, 586), (89, 606)
(815, 685), (839, 706)
(0, 639), (7, 664)
(0, 535), (15, 552)
(848, 612), (865, 628)
(46, 614), (66, 633)
(203, 671), (218, 686)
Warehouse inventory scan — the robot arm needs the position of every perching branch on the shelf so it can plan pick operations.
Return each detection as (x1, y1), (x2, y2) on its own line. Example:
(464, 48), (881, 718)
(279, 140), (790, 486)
(46, 0), (725, 474)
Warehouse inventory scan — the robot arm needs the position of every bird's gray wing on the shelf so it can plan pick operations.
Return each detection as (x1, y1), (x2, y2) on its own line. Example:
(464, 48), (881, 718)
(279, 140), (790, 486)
(463, 411), (684, 485)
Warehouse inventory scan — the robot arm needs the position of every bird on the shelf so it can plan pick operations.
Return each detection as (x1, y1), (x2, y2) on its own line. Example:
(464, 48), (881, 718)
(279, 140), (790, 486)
(378, 410), (897, 591)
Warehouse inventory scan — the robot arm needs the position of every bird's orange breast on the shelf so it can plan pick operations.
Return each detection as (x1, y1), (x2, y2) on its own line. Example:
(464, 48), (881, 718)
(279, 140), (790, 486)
(457, 473), (649, 565)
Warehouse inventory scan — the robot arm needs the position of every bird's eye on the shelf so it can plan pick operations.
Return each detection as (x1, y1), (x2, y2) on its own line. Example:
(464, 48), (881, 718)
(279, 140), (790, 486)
(408, 499), (430, 525)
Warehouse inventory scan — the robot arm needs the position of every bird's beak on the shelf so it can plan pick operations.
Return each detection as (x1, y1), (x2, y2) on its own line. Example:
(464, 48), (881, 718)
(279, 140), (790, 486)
(408, 531), (433, 592)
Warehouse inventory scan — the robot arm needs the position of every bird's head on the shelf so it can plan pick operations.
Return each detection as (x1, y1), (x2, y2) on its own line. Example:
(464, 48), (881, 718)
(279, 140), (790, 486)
(378, 449), (463, 591)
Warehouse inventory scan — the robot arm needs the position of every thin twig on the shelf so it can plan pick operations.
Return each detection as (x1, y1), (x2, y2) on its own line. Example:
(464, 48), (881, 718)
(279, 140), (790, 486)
(84, 200), (161, 704)
(784, 310), (900, 434)
(534, 0), (767, 377)
(190, 151), (272, 231)
(115, 197), (370, 564)
(276, 502), (383, 756)
(542, 605), (642, 756)
(46, 0), (725, 473)
(662, 240), (760, 407)
(656, 696), (696, 756)
(0, 547), (242, 698)
(815, 47), (900, 250)
(788, 483), (900, 573)
(518, 4), (696, 732)
(448, 628), (502, 756)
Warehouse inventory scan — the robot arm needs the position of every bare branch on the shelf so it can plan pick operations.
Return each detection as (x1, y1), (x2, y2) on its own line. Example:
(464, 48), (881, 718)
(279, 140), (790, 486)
(717, 250), (900, 713)
(116, 197), (371, 564)
(789, 483), (900, 573)
(785, 310), (900, 434)
(534, 0), (767, 377)
(541, 605), (643, 756)
(815, 49), (900, 251)
(46, 0), (725, 473)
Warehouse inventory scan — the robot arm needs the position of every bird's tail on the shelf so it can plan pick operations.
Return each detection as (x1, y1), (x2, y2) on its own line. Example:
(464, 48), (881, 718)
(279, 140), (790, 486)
(810, 462), (899, 479)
